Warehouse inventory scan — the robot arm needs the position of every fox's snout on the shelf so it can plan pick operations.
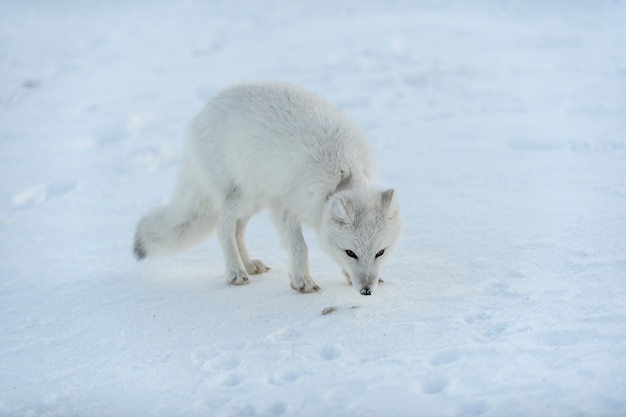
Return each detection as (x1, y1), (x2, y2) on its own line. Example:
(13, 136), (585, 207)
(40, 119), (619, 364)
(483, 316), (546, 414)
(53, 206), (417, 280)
(355, 273), (379, 296)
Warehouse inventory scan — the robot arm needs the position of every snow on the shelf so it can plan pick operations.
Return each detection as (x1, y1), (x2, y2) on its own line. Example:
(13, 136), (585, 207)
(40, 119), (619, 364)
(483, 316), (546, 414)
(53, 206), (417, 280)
(1, 1), (626, 416)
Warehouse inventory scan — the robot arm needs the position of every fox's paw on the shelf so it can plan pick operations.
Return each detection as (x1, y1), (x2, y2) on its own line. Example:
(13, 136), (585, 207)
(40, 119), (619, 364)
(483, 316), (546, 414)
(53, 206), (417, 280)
(245, 259), (270, 275)
(290, 275), (321, 293)
(227, 269), (250, 286)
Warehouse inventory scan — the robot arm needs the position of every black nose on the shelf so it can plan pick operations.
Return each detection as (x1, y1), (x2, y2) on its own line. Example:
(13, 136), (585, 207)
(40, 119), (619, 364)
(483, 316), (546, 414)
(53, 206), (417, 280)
(360, 288), (371, 296)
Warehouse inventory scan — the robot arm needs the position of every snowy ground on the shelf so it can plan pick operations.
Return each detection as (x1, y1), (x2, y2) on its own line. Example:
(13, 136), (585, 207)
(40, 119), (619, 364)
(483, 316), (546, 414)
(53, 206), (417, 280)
(1, 1), (626, 416)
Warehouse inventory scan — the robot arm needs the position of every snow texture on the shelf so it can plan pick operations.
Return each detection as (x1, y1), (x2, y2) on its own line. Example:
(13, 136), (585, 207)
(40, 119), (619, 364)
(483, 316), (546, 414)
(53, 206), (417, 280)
(1, 1), (625, 416)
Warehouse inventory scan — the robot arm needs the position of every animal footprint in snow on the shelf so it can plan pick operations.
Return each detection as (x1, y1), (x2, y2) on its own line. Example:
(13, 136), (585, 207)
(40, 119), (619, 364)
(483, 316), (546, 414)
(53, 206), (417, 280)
(200, 371), (245, 389)
(483, 281), (510, 296)
(479, 321), (512, 340)
(191, 346), (220, 366)
(319, 344), (342, 361)
(267, 327), (304, 343)
(463, 311), (493, 324)
(430, 349), (462, 366)
(216, 373), (245, 388)
(196, 354), (245, 389)
(535, 329), (582, 347)
(127, 147), (176, 173)
(11, 182), (75, 211)
(201, 356), (242, 373)
(126, 112), (156, 137)
(268, 368), (302, 386)
(421, 373), (449, 394)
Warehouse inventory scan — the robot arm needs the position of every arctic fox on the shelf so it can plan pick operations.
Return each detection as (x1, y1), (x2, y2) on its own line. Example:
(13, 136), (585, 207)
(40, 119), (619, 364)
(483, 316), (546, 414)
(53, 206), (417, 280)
(134, 82), (402, 295)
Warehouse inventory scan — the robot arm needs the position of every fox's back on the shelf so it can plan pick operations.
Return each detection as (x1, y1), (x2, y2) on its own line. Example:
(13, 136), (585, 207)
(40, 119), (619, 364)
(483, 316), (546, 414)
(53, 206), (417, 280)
(189, 83), (375, 224)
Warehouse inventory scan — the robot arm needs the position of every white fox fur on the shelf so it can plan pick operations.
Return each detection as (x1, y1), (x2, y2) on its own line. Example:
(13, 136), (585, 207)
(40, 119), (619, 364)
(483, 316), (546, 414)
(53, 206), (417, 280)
(134, 82), (402, 295)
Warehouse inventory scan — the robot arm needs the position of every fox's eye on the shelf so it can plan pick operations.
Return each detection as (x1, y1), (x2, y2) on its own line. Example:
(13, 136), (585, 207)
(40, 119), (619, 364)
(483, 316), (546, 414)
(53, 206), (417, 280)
(375, 249), (385, 258)
(345, 250), (358, 259)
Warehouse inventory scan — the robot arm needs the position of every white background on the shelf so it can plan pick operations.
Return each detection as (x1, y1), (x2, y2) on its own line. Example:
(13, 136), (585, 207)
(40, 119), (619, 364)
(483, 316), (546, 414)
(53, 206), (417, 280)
(1, 1), (625, 416)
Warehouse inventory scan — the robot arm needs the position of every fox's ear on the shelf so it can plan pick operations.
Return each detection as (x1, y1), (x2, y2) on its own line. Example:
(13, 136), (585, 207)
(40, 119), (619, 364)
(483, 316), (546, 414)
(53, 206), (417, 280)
(330, 195), (353, 225)
(382, 189), (399, 220)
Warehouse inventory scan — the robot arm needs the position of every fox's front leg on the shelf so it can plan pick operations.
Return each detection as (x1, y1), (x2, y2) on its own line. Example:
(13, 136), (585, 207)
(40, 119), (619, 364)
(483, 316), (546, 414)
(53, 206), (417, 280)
(273, 209), (320, 293)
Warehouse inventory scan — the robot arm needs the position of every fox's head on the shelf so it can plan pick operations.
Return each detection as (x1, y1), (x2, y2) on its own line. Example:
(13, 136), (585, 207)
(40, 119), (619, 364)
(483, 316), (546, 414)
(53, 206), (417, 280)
(320, 187), (402, 295)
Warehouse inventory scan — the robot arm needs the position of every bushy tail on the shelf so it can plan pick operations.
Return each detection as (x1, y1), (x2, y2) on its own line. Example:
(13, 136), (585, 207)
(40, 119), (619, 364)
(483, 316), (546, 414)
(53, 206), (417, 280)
(133, 191), (218, 260)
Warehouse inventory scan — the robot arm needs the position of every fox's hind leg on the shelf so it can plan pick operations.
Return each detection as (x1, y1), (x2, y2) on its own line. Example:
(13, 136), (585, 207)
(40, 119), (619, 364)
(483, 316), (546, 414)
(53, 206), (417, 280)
(235, 217), (270, 275)
(218, 192), (250, 285)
